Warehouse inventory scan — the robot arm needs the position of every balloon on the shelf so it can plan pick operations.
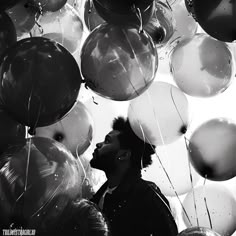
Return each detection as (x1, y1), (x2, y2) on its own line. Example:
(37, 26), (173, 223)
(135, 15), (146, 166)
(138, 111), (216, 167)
(32, 3), (83, 54)
(193, 0), (236, 42)
(0, 0), (22, 11)
(30, 0), (67, 12)
(93, 0), (155, 26)
(128, 81), (189, 146)
(170, 34), (233, 97)
(142, 137), (200, 196)
(6, 0), (39, 37)
(178, 227), (221, 236)
(0, 37), (82, 130)
(0, 12), (16, 58)
(169, 0), (198, 42)
(0, 136), (84, 229)
(84, 0), (105, 31)
(0, 109), (26, 155)
(81, 23), (157, 101)
(144, 1), (175, 46)
(188, 118), (236, 181)
(182, 184), (236, 236)
(35, 101), (94, 156)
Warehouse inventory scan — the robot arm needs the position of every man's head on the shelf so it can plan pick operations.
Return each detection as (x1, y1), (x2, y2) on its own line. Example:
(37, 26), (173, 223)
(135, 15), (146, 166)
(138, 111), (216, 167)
(90, 116), (155, 173)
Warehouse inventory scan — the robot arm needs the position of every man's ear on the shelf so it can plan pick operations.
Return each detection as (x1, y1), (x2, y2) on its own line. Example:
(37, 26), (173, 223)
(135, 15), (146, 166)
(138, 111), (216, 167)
(117, 149), (131, 161)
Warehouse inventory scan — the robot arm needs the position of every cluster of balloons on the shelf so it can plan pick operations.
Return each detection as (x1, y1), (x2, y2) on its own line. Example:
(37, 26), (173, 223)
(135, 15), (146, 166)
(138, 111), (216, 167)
(1, 0), (236, 234)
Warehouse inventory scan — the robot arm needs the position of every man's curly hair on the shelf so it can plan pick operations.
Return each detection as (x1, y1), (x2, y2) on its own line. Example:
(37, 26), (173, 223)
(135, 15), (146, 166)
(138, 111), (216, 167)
(112, 116), (155, 169)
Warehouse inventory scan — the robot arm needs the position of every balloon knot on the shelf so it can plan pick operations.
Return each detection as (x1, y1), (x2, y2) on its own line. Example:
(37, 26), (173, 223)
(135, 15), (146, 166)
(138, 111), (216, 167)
(180, 125), (187, 134)
(28, 127), (36, 136)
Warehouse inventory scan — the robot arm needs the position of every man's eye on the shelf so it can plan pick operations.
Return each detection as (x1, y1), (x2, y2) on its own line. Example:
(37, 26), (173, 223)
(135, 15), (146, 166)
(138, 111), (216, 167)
(104, 139), (109, 144)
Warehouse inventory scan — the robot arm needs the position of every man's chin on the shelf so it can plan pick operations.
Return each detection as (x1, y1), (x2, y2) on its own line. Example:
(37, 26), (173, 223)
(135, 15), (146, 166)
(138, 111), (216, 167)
(90, 158), (102, 170)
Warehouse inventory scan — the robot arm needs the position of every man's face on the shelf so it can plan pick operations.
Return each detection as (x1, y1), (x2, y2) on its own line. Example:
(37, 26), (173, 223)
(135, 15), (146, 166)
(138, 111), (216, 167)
(90, 130), (121, 172)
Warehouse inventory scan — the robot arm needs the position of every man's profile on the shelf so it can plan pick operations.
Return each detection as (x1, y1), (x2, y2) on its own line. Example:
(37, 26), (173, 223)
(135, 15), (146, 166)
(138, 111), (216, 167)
(90, 116), (178, 236)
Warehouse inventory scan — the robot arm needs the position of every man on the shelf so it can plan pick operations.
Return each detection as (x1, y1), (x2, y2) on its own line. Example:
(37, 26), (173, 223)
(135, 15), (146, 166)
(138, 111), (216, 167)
(90, 116), (178, 236)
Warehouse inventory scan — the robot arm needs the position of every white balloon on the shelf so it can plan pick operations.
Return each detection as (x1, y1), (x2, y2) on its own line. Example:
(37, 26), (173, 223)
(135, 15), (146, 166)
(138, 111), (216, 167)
(182, 183), (236, 236)
(128, 81), (189, 145)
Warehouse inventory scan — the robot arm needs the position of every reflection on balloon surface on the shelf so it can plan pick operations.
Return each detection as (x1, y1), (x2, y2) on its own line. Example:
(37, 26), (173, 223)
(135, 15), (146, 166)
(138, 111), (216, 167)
(194, 0), (236, 42)
(0, 137), (84, 230)
(81, 23), (157, 101)
(171, 34), (233, 97)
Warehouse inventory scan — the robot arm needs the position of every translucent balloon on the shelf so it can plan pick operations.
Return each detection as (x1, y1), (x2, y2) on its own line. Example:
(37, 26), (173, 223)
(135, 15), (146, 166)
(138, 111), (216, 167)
(35, 101), (94, 156)
(170, 34), (234, 97)
(193, 0), (236, 42)
(169, 0), (198, 42)
(0, 109), (26, 155)
(188, 118), (236, 181)
(0, 37), (82, 130)
(182, 184), (236, 236)
(0, 137), (84, 229)
(178, 227), (221, 236)
(93, 0), (155, 26)
(144, 1), (175, 47)
(84, 0), (105, 31)
(81, 23), (158, 101)
(31, 4), (83, 54)
(6, 0), (39, 37)
(0, 12), (16, 57)
(142, 137), (200, 196)
(128, 81), (189, 146)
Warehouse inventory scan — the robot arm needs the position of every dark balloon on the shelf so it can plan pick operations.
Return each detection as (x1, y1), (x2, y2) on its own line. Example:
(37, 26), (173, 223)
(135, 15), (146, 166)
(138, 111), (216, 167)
(0, 0), (22, 11)
(93, 0), (155, 26)
(193, 0), (236, 42)
(0, 109), (25, 155)
(30, 0), (67, 12)
(0, 37), (82, 130)
(178, 227), (221, 236)
(84, 0), (105, 31)
(0, 11), (16, 58)
(81, 23), (157, 101)
(6, 0), (39, 37)
(0, 136), (84, 229)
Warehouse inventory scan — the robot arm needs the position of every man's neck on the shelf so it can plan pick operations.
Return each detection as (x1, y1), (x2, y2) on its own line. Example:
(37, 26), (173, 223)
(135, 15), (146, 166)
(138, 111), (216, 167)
(106, 169), (127, 188)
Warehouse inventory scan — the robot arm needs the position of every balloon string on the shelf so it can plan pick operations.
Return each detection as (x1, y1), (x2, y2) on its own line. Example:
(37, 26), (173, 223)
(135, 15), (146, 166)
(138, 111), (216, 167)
(170, 86), (187, 134)
(146, 90), (192, 225)
(203, 177), (213, 229)
(57, 16), (65, 46)
(166, 0), (173, 11)
(134, 6), (143, 33)
(31, 178), (65, 217)
(184, 136), (199, 226)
